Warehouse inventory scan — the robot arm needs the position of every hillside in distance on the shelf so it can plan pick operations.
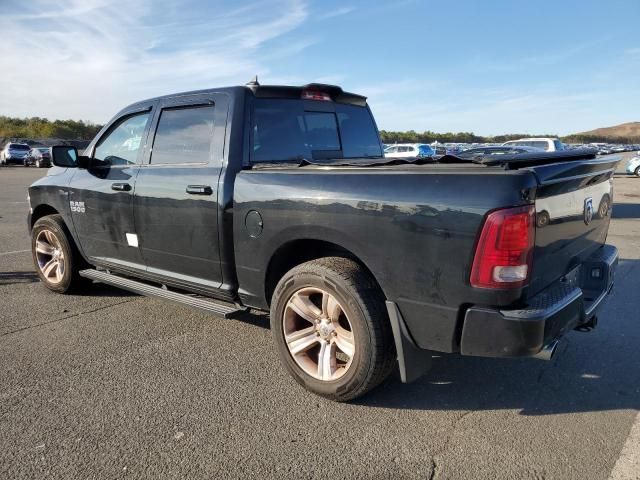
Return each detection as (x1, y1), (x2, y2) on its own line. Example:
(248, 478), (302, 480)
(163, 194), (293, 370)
(574, 122), (640, 139)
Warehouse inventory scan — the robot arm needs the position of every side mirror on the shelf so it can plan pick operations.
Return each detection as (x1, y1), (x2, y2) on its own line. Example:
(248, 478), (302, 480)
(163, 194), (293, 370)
(50, 146), (89, 168)
(51, 146), (78, 167)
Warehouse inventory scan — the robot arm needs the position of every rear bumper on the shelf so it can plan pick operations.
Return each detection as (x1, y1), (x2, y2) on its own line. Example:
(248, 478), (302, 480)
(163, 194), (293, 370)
(460, 244), (618, 357)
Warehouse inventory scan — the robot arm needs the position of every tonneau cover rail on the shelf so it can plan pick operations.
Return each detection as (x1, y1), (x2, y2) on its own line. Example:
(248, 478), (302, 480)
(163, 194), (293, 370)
(469, 148), (613, 169)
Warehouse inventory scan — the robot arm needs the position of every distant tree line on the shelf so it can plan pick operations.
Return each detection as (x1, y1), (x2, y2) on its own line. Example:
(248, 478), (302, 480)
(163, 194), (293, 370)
(1, 116), (637, 145)
(379, 130), (638, 145)
(0, 116), (102, 140)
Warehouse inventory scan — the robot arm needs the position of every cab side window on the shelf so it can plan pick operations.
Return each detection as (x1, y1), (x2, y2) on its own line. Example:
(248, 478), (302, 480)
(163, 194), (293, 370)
(94, 112), (150, 165)
(150, 105), (216, 165)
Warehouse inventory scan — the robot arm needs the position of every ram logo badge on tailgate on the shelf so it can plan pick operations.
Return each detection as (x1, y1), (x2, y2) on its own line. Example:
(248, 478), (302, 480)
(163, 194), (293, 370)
(584, 197), (593, 225)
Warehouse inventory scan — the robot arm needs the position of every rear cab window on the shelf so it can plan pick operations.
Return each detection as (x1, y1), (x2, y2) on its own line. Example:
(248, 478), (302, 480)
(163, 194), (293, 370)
(251, 98), (382, 163)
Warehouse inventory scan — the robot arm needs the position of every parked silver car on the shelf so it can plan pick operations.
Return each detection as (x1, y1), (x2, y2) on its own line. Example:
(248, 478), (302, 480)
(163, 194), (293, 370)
(0, 143), (31, 165)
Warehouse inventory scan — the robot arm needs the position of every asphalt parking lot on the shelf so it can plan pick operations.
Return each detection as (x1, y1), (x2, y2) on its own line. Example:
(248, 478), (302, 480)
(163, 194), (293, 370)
(1, 156), (639, 479)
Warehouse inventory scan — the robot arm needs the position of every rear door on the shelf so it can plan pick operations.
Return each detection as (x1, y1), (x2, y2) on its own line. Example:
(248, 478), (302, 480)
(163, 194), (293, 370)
(132, 93), (229, 290)
(529, 157), (619, 296)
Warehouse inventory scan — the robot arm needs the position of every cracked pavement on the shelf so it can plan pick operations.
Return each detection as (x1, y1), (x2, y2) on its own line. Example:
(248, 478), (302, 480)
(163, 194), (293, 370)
(1, 158), (639, 479)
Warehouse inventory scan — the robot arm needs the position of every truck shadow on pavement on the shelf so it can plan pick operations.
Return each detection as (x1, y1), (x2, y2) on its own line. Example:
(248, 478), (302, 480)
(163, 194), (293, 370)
(78, 283), (138, 298)
(612, 203), (640, 219)
(358, 348), (640, 416)
(0, 269), (136, 297)
(0, 271), (39, 285)
(356, 258), (640, 416)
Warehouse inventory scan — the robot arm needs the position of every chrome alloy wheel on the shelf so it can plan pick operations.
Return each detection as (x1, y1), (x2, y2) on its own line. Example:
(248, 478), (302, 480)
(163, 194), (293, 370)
(283, 287), (355, 381)
(35, 229), (65, 284)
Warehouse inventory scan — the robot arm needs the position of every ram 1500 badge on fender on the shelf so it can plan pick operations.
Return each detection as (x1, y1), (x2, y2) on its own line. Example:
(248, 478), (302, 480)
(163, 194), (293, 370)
(28, 81), (619, 401)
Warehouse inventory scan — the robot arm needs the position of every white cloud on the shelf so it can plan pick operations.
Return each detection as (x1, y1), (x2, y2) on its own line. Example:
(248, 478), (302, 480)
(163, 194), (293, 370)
(0, 0), (310, 122)
(316, 6), (355, 20)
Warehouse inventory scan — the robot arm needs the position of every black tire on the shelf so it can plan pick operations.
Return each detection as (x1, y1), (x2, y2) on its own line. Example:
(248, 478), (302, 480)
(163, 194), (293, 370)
(31, 214), (89, 293)
(536, 211), (550, 228)
(635, 166), (640, 178)
(597, 195), (610, 219)
(270, 257), (395, 401)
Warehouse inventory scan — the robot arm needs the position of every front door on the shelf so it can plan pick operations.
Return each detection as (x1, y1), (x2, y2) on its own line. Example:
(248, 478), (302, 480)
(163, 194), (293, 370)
(68, 107), (153, 270)
(132, 93), (229, 290)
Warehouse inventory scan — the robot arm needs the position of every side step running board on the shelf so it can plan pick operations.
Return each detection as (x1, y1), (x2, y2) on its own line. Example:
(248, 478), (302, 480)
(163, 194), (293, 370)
(79, 269), (243, 319)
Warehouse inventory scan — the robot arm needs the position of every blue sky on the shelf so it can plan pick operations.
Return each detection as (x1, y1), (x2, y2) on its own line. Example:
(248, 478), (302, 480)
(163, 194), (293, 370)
(0, 0), (638, 135)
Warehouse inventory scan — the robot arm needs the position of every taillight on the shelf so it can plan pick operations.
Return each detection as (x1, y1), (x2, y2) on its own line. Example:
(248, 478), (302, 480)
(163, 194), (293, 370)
(470, 205), (535, 289)
(301, 90), (332, 101)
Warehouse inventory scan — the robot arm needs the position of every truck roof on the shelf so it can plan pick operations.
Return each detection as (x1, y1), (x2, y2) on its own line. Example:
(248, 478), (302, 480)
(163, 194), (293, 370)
(124, 82), (368, 112)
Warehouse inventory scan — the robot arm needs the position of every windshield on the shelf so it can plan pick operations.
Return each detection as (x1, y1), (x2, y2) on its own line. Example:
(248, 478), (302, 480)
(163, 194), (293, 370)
(10, 144), (30, 150)
(252, 99), (382, 163)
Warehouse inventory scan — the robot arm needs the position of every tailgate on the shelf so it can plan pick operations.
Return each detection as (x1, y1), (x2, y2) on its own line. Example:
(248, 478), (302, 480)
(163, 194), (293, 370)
(527, 157), (620, 297)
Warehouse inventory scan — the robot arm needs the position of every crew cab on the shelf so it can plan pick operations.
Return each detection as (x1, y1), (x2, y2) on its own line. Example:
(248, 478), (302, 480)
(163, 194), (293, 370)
(28, 82), (619, 401)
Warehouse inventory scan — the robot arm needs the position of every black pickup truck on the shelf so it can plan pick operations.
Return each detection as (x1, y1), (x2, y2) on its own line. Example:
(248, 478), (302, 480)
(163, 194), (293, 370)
(27, 82), (618, 401)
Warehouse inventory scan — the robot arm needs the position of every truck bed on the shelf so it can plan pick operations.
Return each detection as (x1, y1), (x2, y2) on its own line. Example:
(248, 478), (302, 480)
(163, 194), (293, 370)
(233, 153), (620, 354)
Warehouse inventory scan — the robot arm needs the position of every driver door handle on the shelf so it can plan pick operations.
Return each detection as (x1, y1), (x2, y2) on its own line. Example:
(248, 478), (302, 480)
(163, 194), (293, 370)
(111, 183), (132, 192)
(186, 185), (213, 195)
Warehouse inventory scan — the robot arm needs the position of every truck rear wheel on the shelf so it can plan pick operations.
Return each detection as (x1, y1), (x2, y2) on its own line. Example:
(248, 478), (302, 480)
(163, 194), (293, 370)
(270, 257), (395, 401)
(31, 214), (88, 294)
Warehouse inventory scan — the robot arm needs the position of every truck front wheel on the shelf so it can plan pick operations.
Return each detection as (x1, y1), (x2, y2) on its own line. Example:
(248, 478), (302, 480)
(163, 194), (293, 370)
(270, 257), (395, 401)
(31, 214), (88, 293)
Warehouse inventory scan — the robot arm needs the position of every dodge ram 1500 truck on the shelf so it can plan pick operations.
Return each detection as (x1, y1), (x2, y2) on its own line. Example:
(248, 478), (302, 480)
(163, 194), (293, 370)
(28, 81), (619, 401)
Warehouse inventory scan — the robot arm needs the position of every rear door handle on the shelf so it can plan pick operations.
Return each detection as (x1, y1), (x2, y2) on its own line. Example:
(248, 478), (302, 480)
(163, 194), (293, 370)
(111, 183), (131, 192)
(186, 185), (213, 195)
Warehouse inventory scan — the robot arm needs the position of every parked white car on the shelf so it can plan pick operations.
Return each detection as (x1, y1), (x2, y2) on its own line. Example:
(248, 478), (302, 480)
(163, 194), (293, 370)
(535, 180), (612, 227)
(626, 154), (640, 177)
(503, 138), (565, 152)
(384, 143), (435, 158)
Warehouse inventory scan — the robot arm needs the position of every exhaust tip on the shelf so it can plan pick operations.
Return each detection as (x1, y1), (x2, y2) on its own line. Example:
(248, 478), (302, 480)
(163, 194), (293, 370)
(533, 340), (559, 361)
